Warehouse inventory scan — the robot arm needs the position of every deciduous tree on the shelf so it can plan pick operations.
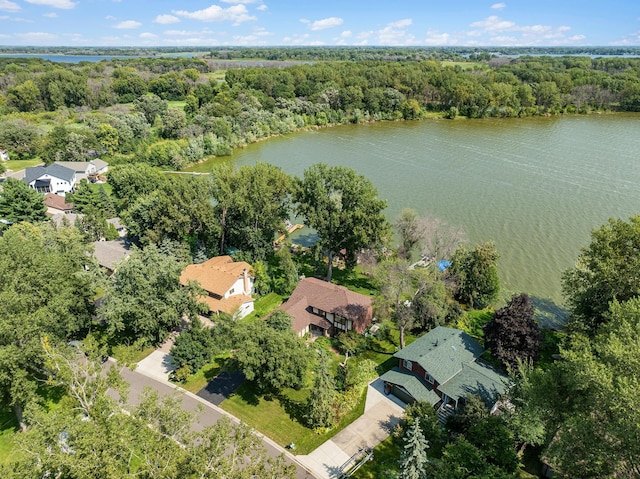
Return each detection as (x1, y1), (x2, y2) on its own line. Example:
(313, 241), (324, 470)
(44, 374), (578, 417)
(295, 163), (389, 281)
(562, 214), (640, 335)
(483, 293), (541, 369)
(100, 244), (201, 345)
(450, 242), (500, 308)
(233, 320), (311, 393)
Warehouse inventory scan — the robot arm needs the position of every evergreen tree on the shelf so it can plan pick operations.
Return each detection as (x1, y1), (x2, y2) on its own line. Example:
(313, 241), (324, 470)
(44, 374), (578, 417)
(0, 178), (46, 223)
(400, 420), (429, 479)
(305, 349), (337, 429)
(275, 244), (298, 294)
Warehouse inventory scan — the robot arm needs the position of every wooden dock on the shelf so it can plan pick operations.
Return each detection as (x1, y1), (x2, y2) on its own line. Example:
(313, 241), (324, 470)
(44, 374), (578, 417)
(274, 223), (304, 244)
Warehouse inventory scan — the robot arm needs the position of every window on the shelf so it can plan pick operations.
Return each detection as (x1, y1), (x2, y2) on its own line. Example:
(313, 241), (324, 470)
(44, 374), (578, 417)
(229, 288), (235, 295)
(425, 372), (435, 384)
(402, 359), (412, 371)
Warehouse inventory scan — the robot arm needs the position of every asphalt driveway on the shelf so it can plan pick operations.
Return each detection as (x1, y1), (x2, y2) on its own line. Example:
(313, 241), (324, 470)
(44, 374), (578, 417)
(196, 370), (246, 406)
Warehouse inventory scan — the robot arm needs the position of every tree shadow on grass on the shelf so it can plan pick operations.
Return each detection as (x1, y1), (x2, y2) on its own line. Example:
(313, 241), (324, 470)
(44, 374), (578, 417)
(531, 296), (569, 330)
(277, 392), (307, 425)
(231, 382), (260, 407)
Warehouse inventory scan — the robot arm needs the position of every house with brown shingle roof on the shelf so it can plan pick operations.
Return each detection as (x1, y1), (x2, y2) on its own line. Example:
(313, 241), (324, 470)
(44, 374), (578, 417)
(44, 192), (74, 215)
(280, 277), (373, 337)
(180, 255), (254, 319)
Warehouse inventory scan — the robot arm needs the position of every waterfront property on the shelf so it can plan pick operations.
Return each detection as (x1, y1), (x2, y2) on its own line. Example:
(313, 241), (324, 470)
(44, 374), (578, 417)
(280, 277), (373, 337)
(180, 256), (255, 319)
(380, 326), (508, 411)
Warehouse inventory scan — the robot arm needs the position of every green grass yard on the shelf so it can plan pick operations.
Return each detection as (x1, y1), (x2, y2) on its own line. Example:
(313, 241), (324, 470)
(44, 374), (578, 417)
(221, 382), (367, 455)
(0, 406), (19, 465)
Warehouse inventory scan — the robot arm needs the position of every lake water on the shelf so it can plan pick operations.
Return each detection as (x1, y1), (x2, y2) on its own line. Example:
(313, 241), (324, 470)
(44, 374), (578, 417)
(194, 114), (640, 304)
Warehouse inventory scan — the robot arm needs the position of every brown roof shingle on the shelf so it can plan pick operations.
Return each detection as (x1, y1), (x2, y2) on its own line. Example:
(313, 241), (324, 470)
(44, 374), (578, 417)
(180, 255), (252, 296)
(281, 277), (373, 334)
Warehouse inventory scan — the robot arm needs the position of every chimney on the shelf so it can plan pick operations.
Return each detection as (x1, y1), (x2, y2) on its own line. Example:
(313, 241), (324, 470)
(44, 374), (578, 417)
(243, 268), (249, 294)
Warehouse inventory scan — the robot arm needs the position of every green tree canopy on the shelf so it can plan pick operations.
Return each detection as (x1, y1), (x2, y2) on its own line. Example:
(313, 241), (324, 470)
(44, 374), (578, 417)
(99, 244), (200, 345)
(233, 320), (311, 393)
(562, 215), (640, 335)
(0, 223), (99, 429)
(0, 178), (47, 223)
(295, 163), (389, 281)
(450, 242), (500, 308)
(514, 297), (640, 478)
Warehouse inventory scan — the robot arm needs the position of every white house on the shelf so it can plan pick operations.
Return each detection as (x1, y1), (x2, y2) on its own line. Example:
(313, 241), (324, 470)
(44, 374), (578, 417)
(23, 164), (76, 196)
(180, 256), (255, 319)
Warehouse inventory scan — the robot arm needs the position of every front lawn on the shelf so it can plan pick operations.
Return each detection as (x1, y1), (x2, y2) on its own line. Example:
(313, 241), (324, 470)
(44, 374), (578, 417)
(221, 382), (367, 455)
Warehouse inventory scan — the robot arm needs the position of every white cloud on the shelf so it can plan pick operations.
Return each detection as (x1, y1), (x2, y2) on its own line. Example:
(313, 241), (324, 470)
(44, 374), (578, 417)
(358, 18), (415, 45)
(491, 3), (506, 10)
(257, 4), (267, 11)
(221, 0), (258, 3)
(301, 16), (343, 31)
(340, 30), (352, 38)
(139, 32), (158, 39)
(172, 4), (256, 25)
(154, 14), (180, 24)
(105, 15), (116, 20)
(25, 0), (76, 9)
(114, 20), (141, 29)
(470, 15), (516, 32)
(424, 30), (453, 45)
(0, 0), (20, 12)
(16, 31), (58, 41)
(43, 12), (57, 17)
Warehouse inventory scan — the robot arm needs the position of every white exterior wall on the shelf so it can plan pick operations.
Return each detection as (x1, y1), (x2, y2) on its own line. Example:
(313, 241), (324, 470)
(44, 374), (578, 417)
(30, 174), (75, 196)
(224, 277), (246, 298)
(236, 301), (254, 319)
(223, 276), (254, 298)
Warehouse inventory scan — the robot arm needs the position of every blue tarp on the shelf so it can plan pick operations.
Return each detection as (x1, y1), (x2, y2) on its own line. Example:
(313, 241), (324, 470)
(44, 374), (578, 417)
(437, 260), (452, 272)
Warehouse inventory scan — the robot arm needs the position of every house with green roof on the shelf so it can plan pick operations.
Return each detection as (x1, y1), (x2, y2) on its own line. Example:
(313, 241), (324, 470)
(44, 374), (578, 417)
(379, 326), (508, 410)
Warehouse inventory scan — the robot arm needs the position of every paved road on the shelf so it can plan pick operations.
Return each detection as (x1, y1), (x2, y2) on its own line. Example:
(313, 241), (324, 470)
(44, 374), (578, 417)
(109, 360), (318, 479)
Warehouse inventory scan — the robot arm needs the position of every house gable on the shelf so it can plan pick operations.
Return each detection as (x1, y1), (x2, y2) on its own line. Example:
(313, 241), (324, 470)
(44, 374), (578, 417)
(280, 277), (373, 337)
(381, 326), (508, 408)
(180, 256), (254, 318)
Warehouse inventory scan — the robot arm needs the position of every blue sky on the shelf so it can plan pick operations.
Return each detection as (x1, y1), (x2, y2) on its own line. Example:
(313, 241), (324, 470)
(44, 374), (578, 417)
(0, 0), (638, 47)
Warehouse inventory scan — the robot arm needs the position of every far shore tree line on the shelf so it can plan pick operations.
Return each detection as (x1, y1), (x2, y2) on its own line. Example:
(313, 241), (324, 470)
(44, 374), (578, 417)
(0, 53), (639, 174)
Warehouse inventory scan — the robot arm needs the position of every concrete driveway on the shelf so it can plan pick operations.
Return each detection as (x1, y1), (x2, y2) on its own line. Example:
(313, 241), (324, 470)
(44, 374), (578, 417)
(296, 378), (405, 479)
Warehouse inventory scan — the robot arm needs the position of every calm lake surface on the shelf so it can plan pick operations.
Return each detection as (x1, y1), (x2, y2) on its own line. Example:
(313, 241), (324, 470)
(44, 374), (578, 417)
(198, 114), (640, 303)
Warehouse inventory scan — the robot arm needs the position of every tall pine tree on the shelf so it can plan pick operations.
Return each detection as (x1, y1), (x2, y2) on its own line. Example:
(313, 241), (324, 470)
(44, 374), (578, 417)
(400, 420), (429, 479)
